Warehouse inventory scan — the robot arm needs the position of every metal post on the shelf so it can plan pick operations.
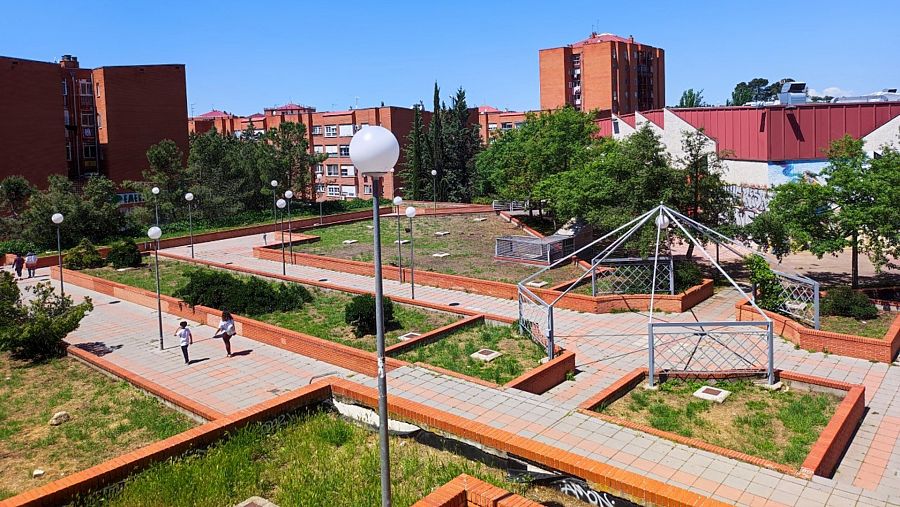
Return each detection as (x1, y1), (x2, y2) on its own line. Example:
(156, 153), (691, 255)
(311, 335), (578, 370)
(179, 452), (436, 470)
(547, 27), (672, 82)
(56, 225), (64, 297)
(371, 177), (392, 507)
(432, 175), (436, 212)
(766, 321), (775, 385)
(591, 266), (597, 297)
(319, 200), (323, 225)
(547, 306), (555, 360)
(287, 197), (293, 264)
(154, 200), (159, 228)
(154, 242), (163, 350)
(669, 255), (675, 295)
(647, 323), (655, 387)
(813, 282), (820, 330)
(408, 215), (415, 300)
(187, 203), (194, 259)
(280, 207), (286, 276)
(517, 293), (524, 333)
(396, 211), (403, 283)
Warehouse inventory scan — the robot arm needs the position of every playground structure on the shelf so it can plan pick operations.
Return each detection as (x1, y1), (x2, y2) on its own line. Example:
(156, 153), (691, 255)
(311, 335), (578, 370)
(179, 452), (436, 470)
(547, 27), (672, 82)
(517, 204), (822, 386)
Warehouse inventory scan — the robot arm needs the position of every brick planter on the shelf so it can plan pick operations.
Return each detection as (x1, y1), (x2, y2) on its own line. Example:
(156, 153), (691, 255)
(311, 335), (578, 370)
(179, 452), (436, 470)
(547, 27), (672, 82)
(735, 301), (900, 363)
(577, 368), (865, 478)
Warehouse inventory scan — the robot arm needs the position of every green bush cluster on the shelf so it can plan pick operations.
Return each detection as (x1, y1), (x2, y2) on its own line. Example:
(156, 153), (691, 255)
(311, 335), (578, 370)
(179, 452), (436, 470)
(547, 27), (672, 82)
(63, 239), (105, 270)
(821, 287), (878, 320)
(0, 239), (39, 255)
(744, 254), (786, 311)
(107, 238), (143, 269)
(674, 261), (703, 293)
(344, 294), (394, 338)
(174, 269), (312, 316)
(0, 272), (93, 361)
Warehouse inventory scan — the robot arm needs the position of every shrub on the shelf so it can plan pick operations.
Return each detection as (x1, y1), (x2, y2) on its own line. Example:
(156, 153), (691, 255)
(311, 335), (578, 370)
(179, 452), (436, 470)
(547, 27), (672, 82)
(0, 279), (93, 361)
(63, 238), (104, 270)
(344, 294), (394, 338)
(106, 238), (143, 269)
(744, 254), (786, 311)
(174, 269), (309, 316)
(822, 287), (878, 320)
(0, 239), (39, 256)
(674, 261), (703, 293)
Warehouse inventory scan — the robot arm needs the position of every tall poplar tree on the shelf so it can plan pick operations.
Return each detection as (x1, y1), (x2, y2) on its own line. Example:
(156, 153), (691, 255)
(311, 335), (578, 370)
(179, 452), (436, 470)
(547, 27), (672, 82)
(427, 82), (444, 201)
(401, 104), (426, 199)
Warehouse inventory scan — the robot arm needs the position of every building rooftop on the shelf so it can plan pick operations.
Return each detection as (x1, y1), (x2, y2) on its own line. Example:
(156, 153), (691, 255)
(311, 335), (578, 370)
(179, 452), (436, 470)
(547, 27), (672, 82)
(478, 105), (500, 113)
(571, 32), (635, 47)
(194, 109), (232, 119)
(264, 102), (315, 112)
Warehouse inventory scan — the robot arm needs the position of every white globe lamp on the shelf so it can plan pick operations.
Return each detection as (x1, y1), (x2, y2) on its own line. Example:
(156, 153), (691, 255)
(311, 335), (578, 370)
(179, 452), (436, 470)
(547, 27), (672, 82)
(51, 213), (64, 224)
(147, 226), (162, 240)
(655, 213), (671, 230)
(184, 192), (194, 202)
(405, 206), (417, 219)
(151, 186), (160, 195)
(349, 126), (399, 176)
(284, 190), (294, 199)
(393, 196), (402, 206)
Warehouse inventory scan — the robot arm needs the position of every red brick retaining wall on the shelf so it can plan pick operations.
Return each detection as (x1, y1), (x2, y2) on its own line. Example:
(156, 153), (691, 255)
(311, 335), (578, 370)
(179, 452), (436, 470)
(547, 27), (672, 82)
(577, 368), (866, 479)
(413, 474), (543, 507)
(385, 314), (485, 356)
(735, 301), (900, 362)
(504, 350), (576, 394)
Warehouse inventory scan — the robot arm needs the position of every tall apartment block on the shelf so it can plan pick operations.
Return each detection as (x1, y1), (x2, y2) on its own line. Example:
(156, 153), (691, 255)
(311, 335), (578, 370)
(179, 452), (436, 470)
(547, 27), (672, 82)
(539, 33), (665, 114)
(189, 105), (427, 201)
(0, 54), (188, 191)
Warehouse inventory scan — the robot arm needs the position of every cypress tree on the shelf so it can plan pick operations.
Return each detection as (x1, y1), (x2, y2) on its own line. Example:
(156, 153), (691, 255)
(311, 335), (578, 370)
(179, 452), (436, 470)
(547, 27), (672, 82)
(402, 104), (426, 200)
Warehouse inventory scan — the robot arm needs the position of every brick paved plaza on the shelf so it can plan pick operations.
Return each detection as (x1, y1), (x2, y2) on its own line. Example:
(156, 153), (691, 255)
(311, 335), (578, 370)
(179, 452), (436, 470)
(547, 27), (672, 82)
(13, 226), (900, 507)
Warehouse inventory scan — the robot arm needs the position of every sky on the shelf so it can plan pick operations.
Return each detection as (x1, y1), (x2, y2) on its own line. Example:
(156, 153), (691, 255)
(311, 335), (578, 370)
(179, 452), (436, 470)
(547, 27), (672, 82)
(2, 0), (897, 115)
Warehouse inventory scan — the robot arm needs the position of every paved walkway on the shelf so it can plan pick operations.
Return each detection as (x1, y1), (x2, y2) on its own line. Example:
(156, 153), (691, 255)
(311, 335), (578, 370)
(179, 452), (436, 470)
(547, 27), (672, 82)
(13, 221), (899, 506)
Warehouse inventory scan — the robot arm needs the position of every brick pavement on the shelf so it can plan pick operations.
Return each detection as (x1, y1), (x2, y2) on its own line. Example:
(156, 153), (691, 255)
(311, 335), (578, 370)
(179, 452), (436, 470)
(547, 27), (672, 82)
(12, 224), (900, 506)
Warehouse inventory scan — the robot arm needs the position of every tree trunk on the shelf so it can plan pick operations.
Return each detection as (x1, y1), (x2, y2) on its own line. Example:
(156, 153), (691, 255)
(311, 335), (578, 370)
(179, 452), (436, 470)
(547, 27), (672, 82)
(685, 242), (695, 260)
(851, 231), (859, 288)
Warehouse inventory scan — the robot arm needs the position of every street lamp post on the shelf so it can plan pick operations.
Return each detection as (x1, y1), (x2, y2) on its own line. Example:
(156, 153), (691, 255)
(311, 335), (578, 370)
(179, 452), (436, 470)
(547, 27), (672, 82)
(51, 213), (64, 296)
(148, 226), (164, 350)
(270, 179), (278, 227)
(350, 125), (400, 507)
(184, 192), (195, 258)
(393, 196), (403, 282)
(405, 206), (417, 299)
(430, 169), (437, 212)
(276, 198), (287, 275)
(284, 190), (294, 264)
(151, 186), (160, 227)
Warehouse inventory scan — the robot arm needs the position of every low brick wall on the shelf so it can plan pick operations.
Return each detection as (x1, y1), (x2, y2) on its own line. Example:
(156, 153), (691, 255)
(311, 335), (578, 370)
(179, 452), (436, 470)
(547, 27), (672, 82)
(413, 473), (543, 507)
(504, 350), (576, 395)
(385, 314), (484, 356)
(735, 301), (900, 363)
(577, 368), (866, 479)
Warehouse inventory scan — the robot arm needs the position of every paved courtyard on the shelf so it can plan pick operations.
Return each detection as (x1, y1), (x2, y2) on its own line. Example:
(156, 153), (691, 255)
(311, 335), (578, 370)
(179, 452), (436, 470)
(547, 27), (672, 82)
(13, 223), (900, 506)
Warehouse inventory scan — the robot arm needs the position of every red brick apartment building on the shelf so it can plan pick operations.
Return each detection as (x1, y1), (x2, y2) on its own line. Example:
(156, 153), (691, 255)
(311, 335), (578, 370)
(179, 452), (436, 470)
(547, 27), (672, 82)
(189, 105), (428, 200)
(539, 33), (665, 114)
(0, 55), (188, 193)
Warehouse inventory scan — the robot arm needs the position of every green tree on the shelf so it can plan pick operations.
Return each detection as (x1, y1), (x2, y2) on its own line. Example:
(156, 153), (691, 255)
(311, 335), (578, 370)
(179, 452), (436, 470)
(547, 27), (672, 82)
(427, 82), (444, 201)
(265, 121), (326, 198)
(441, 87), (481, 202)
(187, 129), (264, 221)
(401, 103), (427, 200)
(0, 175), (34, 216)
(727, 78), (771, 106)
(125, 139), (187, 226)
(677, 89), (705, 108)
(747, 135), (900, 287)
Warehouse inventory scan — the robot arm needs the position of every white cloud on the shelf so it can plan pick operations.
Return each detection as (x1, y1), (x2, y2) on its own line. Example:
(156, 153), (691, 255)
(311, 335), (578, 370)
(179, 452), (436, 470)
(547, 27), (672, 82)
(808, 86), (855, 98)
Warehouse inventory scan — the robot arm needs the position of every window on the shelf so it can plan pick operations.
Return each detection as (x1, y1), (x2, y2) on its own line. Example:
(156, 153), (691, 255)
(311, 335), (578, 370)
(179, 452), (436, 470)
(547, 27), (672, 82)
(327, 185), (340, 197)
(341, 185), (357, 197)
(501, 122), (513, 130)
(62, 80), (67, 95)
(364, 185), (372, 195)
(514, 122), (524, 129)
(312, 126), (322, 135)
(339, 145), (350, 157)
(66, 141), (72, 161)
(324, 125), (338, 137)
(64, 110), (71, 125)
(81, 111), (95, 126)
(612, 120), (620, 134)
(325, 145), (338, 156)
(338, 124), (354, 137)
(82, 127), (94, 138)
(315, 183), (325, 193)
(326, 164), (339, 176)
(340, 165), (355, 177)
(315, 164), (323, 174)
(79, 80), (92, 96)
(96, 115), (102, 128)
(314, 145), (324, 154)
(488, 123), (497, 130)
(83, 144), (97, 159)
(95, 83), (101, 98)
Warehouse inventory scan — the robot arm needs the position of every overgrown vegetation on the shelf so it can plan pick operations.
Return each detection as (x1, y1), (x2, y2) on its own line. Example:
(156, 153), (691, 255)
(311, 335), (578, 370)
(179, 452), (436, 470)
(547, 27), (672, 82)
(344, 294), (395, 338)
(0, 353), (194, 499)
(174, 269), (312, 315)
(674, 261), (703, 293)
(62, 239), (104, 270)
(600, 379), (840, 468)
(83, 410), (548, 507)
(106, 239), (143, 269)
(744, 254), (785, 311)
(0, 273), (92, 361)
(396, 324), (544, 384)
(821, 287), (879, 320)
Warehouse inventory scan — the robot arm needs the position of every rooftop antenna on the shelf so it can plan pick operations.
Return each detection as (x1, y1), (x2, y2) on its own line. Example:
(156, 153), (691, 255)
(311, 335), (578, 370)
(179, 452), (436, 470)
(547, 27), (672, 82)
(355, 96), (359, 109)
(190, 103), (195, 117)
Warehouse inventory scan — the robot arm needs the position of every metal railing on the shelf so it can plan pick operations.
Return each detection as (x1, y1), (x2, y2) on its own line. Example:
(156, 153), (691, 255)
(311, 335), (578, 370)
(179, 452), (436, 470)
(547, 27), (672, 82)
(773, 270), (821, 329)
(492, 200), (527, 212)
(518, 284), (555, 359)
(590, 256), (674, 296)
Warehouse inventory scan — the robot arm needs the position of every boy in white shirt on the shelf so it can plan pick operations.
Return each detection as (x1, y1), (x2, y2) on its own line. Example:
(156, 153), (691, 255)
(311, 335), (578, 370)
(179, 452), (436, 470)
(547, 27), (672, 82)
(174, 321), (193, 364)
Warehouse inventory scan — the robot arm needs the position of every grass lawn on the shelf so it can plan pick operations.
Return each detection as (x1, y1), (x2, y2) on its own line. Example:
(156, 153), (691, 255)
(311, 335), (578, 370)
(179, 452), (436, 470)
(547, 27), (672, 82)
(0, 353), (194, 500)
(84, 261), (458, 352)
(599, 379), (840, 469)
(396, 324), (545, 385)
(86, 410), (573, 507)
(820, 312), (896, 339)
(291, 213), (586, 285)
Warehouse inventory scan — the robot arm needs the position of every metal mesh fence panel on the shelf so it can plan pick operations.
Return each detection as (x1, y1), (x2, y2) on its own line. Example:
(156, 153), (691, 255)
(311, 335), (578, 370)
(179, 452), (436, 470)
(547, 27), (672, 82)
(518, 286), (553, 358)
(591, 257), (674, 295)
(773, 271), (820, 329)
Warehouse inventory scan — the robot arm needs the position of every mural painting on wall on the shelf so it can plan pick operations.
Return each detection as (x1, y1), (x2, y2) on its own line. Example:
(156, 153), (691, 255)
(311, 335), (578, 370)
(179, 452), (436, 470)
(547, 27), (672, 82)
(767, 160), (829, 186)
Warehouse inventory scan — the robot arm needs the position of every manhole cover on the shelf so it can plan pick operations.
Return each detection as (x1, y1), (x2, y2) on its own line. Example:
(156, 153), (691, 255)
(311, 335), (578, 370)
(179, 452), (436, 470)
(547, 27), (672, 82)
(398, 332), (422, 342)
(471, 348), (502, 362)
(702, 387), (722, 396)
(693, 386), (731, 403)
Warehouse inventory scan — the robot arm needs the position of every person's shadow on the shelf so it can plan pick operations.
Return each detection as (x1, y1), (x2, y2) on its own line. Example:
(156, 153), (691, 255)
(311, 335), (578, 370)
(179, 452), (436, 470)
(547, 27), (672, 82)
(187, 358), (210, 365)
(229, 350), (253, 357)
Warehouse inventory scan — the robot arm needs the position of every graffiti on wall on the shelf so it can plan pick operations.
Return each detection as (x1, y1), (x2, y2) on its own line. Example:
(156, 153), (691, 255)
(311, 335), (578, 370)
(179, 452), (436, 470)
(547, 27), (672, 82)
(550, 477), (641, 507)
(726, 184), (772, 226)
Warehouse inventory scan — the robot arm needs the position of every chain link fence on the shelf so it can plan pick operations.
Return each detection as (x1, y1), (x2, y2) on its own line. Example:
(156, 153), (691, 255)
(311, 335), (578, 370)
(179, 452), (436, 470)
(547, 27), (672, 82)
(518, 285), (555, 359)
(590, 257), (674, 296)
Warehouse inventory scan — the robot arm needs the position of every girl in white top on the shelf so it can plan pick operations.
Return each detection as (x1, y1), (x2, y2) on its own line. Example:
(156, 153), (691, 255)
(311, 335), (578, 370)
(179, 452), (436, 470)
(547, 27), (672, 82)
(213, 311), (236, 357)
(174, 321), (193, 364)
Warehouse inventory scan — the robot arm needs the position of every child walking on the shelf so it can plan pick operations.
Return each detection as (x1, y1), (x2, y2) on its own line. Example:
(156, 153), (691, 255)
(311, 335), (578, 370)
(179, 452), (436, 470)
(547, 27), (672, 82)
(212, 311), (236, 357)
(175, 321), (193, 364)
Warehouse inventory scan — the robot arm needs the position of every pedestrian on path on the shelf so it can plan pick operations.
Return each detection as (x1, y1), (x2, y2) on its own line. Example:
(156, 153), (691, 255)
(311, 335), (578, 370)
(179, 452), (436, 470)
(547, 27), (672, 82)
(212, 311), (236, 357)
(12, 254), (24, 279)
(175, 321), (193, 364)
(24, 252), (37, 278)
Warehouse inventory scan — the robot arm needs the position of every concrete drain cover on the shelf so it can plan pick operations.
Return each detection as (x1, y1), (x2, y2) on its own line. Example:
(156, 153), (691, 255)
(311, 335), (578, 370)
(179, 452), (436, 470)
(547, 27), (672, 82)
(432, 252), (450, 258)
(398, 332), (422, 342)
(693, 386), (731, 403)
(435, 231), (450, 237)
(394, 239), (410, 245)
(471, 348), (502, 362)
(473, 217), (487, 222)
(342, 239), (358, 245)
(526, 281), (548, 288)
(235, 497), (279, 507)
